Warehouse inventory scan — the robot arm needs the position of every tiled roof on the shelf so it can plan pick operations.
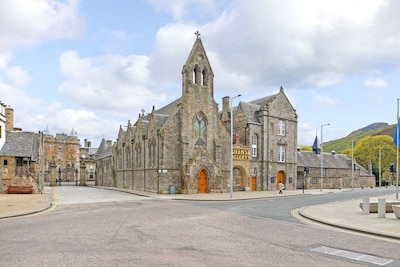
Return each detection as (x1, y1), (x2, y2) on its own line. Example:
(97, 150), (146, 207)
(0, 131), (39, 160)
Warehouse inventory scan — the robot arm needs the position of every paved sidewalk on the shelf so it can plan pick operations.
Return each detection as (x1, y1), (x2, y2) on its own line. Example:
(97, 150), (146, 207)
(0, 193), (52, 219)
(298, 194), (400, 239)
(1, 187), (399, 240)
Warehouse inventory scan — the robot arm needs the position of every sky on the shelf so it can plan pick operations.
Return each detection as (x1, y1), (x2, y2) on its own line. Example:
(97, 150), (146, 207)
(1, 0), (400, 148)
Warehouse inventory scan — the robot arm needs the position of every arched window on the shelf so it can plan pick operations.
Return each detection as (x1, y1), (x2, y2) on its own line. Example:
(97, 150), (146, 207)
(194, 113), (207, 146)
(202, 68), (208, 86)
(193, 65), (201, 84)
(251, 134), (258, 158)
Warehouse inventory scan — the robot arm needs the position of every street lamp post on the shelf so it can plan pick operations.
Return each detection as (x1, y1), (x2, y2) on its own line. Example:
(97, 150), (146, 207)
(379, 147), (382, 188)
(396, 98), (399, 199)
(230, 94), (241, 198)
(320, 123), (330, 192)
(122, 142), (125, 188)
(351, 140), (354, 190)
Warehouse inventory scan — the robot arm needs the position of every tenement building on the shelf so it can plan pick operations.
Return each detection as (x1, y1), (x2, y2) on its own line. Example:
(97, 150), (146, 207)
(95, 36), (298, 193)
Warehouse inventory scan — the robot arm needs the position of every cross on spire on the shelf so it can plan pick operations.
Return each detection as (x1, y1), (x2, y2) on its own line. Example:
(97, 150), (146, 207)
(195, 31), (200, 39)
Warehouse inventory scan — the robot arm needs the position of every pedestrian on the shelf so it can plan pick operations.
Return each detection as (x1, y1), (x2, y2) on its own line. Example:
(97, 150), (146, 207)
(278, 182), (284, 194)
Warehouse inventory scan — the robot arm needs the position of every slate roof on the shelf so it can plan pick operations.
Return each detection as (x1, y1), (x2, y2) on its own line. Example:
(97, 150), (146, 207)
(236, 92), (279, 125)
(297, 150), (372, 177)
(239, 102), (261, 124)
(95, 138), (113, 160)
(249, 94), (277, 107)
(0, 131), (39, 160)
(297, 150), (351, 169)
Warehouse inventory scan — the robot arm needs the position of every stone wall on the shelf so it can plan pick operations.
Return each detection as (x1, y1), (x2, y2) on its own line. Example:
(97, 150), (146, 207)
(298, 166), (376, 189)
(0, 156), (40, 193)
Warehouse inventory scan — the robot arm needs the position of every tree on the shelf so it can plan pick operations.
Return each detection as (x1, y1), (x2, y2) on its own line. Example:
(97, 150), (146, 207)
(353, 135), (397, 182)
(299, 145), (312, 151)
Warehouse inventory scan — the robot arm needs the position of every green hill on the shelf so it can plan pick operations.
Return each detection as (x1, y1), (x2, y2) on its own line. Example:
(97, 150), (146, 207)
(323, 123), (397, 153)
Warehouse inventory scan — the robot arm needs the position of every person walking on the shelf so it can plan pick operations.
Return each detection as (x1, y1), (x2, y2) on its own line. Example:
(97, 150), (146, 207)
(278, 182), (284, 194)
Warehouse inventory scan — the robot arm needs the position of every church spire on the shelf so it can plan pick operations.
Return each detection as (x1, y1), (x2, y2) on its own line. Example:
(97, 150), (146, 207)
(181, 33), (214, 96)
(312, 135), (321, 154)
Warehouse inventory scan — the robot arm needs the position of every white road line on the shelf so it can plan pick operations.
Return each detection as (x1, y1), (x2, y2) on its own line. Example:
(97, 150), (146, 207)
(311, 246), (393, 266)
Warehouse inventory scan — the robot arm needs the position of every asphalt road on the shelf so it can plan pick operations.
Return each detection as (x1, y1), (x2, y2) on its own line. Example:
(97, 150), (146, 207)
(187, 187), (397, 223)
(0, 186), (399, 266)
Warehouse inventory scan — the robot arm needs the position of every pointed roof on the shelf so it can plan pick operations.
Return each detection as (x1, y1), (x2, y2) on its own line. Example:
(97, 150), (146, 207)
(183, 37), (214, 75)
(235, 90), (281, 124)
(312, 135), (321, 152)
(95, 138), (113, 159)
(44, 125), (52, 135)
(69, 128), (77, 137)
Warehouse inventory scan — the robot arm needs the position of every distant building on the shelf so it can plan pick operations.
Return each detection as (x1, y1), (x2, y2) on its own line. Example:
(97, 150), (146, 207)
(0, 102), (91, 192)
(80, 139), (97, 181)
(41, 131), (80, 183)
(296, 136), (375, 190)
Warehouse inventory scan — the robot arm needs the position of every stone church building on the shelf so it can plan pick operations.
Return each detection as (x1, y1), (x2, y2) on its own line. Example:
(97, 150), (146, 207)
(95, 36), (298, 193)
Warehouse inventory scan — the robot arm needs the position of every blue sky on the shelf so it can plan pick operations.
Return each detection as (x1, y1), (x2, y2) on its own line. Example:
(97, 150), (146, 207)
(1, 0), (399, 148)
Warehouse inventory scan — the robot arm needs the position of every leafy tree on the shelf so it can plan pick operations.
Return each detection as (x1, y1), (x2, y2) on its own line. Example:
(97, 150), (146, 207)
(299, 145), (312, 151)
(353, 135), (397, 181)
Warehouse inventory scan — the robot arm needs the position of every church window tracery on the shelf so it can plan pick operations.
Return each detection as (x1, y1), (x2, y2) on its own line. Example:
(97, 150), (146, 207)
(194, 113), (207, 146)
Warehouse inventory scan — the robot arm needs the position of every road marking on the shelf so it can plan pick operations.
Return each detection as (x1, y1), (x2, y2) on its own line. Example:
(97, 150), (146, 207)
(311, 246), (393, 266)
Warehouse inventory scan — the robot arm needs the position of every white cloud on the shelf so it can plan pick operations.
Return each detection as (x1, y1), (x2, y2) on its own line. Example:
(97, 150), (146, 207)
(0, 0), (85, 52)
(313, 95), (337, 108)
(148, 0), (400, 92)
(58, 51), (168, 115)
(364, 78), (388, 88)
(147, 0), (227, 21)
(5, 66), (31, 88)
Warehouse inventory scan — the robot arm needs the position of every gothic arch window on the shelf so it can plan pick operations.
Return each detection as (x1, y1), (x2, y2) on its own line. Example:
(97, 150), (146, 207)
(194, 113), (207, 146)
(193, 65), (201, 85)
(202, 68), (208, 86)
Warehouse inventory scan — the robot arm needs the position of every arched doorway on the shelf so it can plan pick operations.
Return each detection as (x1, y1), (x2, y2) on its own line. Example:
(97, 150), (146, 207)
(198, 169), (208, 193)
(276, 171), (285, 190)
(233, 167), (247, 191)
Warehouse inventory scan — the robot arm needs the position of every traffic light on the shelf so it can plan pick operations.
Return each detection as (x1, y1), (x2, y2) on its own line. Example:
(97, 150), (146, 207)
(303, 166), (309, 175)
(390, 163), (395, 173)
